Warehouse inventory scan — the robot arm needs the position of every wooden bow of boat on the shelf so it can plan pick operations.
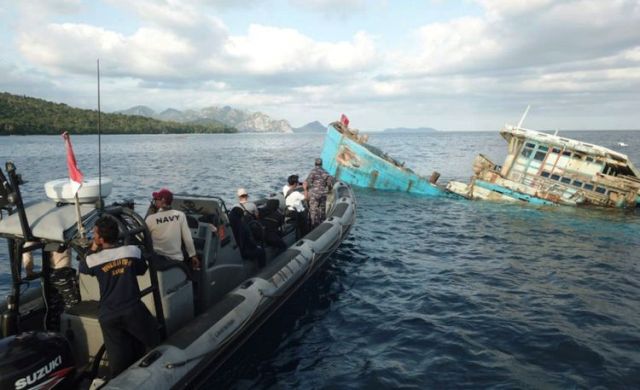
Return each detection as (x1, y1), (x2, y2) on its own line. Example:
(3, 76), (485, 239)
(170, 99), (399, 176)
(320, 122), (447, 197)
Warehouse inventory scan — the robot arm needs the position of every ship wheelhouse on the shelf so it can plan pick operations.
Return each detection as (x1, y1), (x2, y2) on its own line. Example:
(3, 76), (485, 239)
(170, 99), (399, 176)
(497, 126), (640, 207)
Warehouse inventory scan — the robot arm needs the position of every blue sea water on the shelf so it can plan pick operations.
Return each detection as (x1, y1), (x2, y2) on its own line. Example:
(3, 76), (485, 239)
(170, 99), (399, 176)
(1, 130), (639, 388)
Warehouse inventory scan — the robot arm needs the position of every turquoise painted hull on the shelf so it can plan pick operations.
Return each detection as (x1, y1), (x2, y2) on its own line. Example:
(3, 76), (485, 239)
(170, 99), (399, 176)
(320, 124), (446, 196)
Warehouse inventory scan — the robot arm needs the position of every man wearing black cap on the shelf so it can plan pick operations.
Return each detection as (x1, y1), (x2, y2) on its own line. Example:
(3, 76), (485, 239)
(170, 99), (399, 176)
(303, 158), (334, 228)
(145, 188), (200, 270)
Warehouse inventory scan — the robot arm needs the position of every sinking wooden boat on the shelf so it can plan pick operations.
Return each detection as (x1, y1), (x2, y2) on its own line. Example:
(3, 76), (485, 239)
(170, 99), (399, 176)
(320, 121), (446, 196)
(0, 161), (356, 389)
(447, 123), (640, 208)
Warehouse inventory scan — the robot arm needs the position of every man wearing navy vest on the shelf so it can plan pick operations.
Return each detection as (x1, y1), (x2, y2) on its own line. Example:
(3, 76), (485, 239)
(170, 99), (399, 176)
(79, 216), (160, 377)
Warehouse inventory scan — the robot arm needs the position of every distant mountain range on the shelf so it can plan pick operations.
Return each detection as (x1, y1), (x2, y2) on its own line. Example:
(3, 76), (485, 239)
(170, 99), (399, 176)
(293, 120), (326, 133)
(116, 105), (294, 133)
(382, 127), (438, 133)
(0, 92), (234, 135)
(0, 91), (437, 136)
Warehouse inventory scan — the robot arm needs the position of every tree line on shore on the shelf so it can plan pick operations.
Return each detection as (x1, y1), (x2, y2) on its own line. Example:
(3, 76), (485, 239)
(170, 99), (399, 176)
(0, 92), (237, 135)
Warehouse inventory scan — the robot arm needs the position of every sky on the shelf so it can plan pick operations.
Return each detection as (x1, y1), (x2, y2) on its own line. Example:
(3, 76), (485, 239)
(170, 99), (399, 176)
(1, 0), (639, 131)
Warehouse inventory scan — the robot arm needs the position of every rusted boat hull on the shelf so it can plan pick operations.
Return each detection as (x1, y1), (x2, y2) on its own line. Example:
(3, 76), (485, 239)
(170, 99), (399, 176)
(320, 123), (446, 196)
(446, 126), (640, 208)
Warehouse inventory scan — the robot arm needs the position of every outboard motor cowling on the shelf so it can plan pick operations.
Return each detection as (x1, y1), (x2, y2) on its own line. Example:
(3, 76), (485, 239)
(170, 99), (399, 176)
(0, 332), (75, 390)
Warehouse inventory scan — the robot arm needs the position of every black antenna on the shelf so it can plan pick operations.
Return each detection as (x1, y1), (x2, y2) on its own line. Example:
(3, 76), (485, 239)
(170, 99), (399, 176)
(97, 59), (104, 210)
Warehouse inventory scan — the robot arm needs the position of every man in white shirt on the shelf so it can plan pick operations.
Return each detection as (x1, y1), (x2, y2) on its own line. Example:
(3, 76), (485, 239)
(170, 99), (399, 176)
(283, 175), (307, 238)
(283, 175), (306, 212)
(145, 188), (200, 270)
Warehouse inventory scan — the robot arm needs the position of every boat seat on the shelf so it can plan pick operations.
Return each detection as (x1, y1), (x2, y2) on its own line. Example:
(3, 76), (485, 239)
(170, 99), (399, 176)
(64, 254), (194, 366)
(193, 237), (206, 251)
(139, 255), (194, 335)
(186, 215), (198, 229)
(228, 207), (266, 266)
(60, 300), (104, 369)
(187, 213), (219, 255)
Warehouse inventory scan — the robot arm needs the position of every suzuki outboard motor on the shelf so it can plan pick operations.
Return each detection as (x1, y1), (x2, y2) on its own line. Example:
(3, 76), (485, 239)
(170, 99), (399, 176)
(0, 332), (75, 389)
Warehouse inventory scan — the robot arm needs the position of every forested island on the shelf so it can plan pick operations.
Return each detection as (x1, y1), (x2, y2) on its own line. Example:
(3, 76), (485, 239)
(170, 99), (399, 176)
(0, 92), (236, 135)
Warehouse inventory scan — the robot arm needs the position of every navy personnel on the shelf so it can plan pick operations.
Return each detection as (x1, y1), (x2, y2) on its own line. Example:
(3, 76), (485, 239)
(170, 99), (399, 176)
(303, 158), (334, 228)
(79, 216), (160, 378)
(145, 188), (200, 270)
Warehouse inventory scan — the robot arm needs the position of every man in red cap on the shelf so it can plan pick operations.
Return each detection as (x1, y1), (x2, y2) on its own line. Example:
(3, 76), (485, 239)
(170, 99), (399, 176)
(145, 188), (200, 270)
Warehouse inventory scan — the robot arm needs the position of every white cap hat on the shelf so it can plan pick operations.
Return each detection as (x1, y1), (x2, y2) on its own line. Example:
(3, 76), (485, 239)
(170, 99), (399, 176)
(237, 188), (248, 197)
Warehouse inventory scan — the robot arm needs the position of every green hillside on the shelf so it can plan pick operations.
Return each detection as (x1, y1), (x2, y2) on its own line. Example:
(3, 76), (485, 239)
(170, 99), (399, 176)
(0, 92), (236, 135)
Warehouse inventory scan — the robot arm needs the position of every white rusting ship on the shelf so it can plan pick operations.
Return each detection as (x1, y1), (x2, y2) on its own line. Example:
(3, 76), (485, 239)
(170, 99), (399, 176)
(447, 114), (640, 208)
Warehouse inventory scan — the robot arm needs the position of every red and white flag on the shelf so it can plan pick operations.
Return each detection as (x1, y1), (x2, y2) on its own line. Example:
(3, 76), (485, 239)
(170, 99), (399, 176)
(62, 131), (84, 195)
(340, 114), (350, 127)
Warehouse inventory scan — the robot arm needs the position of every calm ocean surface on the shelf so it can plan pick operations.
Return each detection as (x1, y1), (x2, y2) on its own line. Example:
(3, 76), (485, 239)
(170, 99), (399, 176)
(1, 130), (639, 388)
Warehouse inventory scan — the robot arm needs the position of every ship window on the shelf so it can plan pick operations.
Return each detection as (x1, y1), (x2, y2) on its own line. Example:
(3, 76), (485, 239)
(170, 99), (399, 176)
(533, 151), (547, 161)
(521, 148), (533, 158)
(526, 142), (536, 148)
(585, 157), (594, 162)
(562, 151), (572, 157)
(561, 177), (571, 184)
(595, 187), (606, 194)
(572, 180), (583, 187)
(584, 183), (594, 191)
(551, 174), (560, 180)
(552, 147), (561, 153)
(541, 171), (550, 178)
(538, 146), (549, 152)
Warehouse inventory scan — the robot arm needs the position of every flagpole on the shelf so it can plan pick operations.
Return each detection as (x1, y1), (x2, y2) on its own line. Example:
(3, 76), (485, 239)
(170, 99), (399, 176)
(62, 131), (86, 240)
(75, 192), (85, 239)
(97, 59), (103, 210)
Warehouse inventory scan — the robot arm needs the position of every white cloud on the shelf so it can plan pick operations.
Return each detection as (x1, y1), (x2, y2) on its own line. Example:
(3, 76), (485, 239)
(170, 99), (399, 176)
(3, 0), (640, 130)
(396, 16), (500, 75)
(15, 2), (378, 82)
(288, 0), (371, 16)
(18, 0), (83, 16)
(475, 0), (553, 20)
(121, 0), (214, 30)
(397, 1), (640, 77)
(190, 0), (261, 9)
(226, 25), (376, 74)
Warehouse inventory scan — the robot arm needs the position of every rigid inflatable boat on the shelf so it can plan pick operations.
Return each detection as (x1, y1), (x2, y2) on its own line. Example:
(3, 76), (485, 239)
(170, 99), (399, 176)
(0, 161), (356, 389)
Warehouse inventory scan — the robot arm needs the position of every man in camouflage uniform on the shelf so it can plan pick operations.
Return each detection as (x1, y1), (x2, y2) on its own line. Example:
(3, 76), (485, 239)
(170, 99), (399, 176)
(304, 158), (334, 228)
